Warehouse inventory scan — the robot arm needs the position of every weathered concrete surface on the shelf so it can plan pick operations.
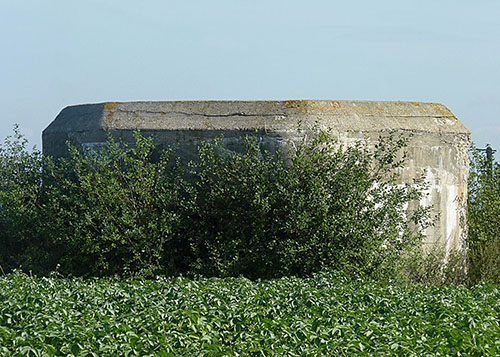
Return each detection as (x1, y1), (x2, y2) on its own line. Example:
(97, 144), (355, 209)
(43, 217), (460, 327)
(43, 100), (470, 256)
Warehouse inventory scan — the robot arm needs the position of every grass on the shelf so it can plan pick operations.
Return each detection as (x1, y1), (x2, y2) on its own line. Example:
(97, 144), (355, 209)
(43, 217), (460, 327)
(0, 271), (499, 356)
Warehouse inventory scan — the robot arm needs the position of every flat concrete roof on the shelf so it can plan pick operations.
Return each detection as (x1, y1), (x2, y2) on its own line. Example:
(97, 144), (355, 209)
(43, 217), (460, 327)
(44, 100), (470, 135)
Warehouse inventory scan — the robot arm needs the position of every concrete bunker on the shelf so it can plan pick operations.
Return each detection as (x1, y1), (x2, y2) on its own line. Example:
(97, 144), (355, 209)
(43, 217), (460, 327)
(43, 100), (470, 256)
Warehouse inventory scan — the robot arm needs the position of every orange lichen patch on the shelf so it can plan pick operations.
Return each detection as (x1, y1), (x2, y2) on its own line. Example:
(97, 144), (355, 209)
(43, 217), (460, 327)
(161, 112), (167, 115)
(410, 102), (421, 107)
(107, 112), (114, 119)
(330, 101), (341, 108)
(104, 102), (120, 110)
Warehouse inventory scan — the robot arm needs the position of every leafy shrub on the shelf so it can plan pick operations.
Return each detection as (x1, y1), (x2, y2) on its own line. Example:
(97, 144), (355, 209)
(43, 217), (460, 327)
(0, 126), (45, 273)
(405, 247), (468, 286)
(468, 239), (500, 284)
(467, 144), (500, 284)
(183, 132), (431, 280)
(0, 127), (431, 280)
(0, 129), (190, 277)
(468, 144), (500, 244)
(40, 133), (189, 277)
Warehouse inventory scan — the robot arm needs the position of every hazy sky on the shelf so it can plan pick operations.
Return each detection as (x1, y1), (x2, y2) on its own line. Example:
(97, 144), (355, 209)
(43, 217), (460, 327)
(1, 0), (499, 152)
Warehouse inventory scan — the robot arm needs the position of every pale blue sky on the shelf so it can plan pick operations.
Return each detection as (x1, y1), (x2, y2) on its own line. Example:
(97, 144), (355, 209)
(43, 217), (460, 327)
(1, 0), (499, 151)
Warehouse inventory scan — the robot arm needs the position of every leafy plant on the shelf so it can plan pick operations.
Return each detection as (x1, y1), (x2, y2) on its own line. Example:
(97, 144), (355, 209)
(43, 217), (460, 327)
(467, 239), (500, 284)
(184, 131), (431, 280)
(0, 125), (45, 273)
(41, 133), (189, 277)
(468, 144), (500, 244)
(0, 271), (498, 355)
(467, 144), (500, 284)
(1, 127), (431, 280)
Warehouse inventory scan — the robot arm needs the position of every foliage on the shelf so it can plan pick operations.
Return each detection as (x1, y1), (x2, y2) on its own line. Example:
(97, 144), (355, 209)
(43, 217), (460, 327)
(0, 127), (431, 280)
(0, 125), (45, 273)
(40, 133), (189, 277)
(0, 271), (499, 356)
(467, 239), (500, 285)
(405, 247), (468, 286)
(184, 133), (431, 280)
(0, 130), (189, 277)
(468, 144), (500, 244)
(467, 144), (500, 284)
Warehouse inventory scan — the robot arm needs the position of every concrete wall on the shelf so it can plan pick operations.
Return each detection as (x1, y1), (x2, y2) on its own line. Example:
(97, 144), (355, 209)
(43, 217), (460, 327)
(43, 100), (471, 256)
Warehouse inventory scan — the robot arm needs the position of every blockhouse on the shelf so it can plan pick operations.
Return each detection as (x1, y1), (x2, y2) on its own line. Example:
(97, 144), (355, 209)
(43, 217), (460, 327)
(43, 100), (470, 256)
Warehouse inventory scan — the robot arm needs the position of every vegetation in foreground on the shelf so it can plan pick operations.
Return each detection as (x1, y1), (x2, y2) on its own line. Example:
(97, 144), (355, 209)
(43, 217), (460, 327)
(2, 126), (500, 285)
(1, 128), (500, 355)
(467, 144), (500, 284)
(0, 127), (430, 281)
(1, 271), (499, 356)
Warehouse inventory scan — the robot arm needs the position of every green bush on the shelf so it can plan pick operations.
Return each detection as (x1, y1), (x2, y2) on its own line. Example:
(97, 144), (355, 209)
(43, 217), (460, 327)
(183, 132), (430, 280)
(41, 133), (189, 277)
(0, 130), (189, 277)
(468, 239), (500, 284)
(467, 144), (500, 284)
(0, 128), (431, 280)
(405, 247), (468, 286)
(0, 126), (45, 273)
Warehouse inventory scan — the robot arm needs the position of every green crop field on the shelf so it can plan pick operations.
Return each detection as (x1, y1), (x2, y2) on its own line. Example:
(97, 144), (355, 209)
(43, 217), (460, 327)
(0, 272), (499, 356)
